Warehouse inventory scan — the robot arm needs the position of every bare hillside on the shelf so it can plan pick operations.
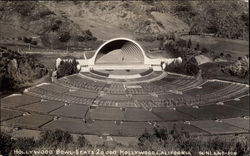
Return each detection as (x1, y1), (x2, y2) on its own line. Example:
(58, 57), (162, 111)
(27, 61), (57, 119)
(43, 1), (190, 40)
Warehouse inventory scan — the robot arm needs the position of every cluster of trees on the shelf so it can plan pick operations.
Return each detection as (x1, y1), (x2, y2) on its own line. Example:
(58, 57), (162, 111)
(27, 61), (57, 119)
(1, 128), (248, 156)
(58, 32), (71, 42)
(0, 46), (47, 91)
(139, 127), (249, 155)
(163, 38), (202, 76)
(222, 56), (249, 79)
(17, 36), (38, 45)
(57, 58), (80, 78)
(136, 33), (176, 42)
(190, 13), (249, 40)
(20, 37), (38, 45)
(0, 130), (89, 156)
(77, 30), (97, 42)
(58, 30), (97, 43)
(169, 1), (249, 40)
(164, 38), (201, 57)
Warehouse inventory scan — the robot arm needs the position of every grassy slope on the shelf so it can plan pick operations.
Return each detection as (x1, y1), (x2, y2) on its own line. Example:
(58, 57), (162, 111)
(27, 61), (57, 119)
(181, 35), (249, 59)
(200, 62), (249, 84)
(151, 11), (190, 33)
(0, 23), (35, 38)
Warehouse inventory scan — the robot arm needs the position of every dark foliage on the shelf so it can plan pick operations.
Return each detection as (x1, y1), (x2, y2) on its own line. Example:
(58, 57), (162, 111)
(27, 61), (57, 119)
(0, 132), (13, 156)
(51, 20), (62, 32)
(138, 127), (249, 155)
(59, 32), (71, 42)
(17, 36), (23, 41)
(30, 40), (37, 45)
(23, 37), (32, 44)
(184, 57), (200, 75)
(187, 39), (192, 48)
(38, 129), (73, 148)
(223, 56), (249, 79)
(13, 137), (36, 156)
(38, 10), (55, 18)
(13, 2), (35, 16)
(57, 58), (80, 78)
(0, 47), (48, 91)
(1, 128), (249, 156)
(77, 30), (97, 42)
(76, 135), (89, 147)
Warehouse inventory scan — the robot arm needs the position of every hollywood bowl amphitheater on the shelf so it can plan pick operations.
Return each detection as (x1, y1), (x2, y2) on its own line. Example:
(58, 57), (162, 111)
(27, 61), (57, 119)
(1, 38), (249, 138)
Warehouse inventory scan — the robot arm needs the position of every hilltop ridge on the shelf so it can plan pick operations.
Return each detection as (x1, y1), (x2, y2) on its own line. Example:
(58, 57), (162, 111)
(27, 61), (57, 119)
(0, 0), (248, 50)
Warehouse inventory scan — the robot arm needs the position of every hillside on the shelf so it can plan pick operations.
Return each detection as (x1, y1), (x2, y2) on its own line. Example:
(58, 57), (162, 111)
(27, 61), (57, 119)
(43, 1), (191, 40)
(0, 1), (98, 50)
(161, 0), (249, 40)
(0, 46), (48, 91)
(45, 0), (249, 40)
(0, 0), (248, 49)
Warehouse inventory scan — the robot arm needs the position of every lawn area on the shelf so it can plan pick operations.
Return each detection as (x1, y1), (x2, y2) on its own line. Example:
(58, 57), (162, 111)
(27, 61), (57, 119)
(200, 62), (249, 84)
(181, 35), (249, 59)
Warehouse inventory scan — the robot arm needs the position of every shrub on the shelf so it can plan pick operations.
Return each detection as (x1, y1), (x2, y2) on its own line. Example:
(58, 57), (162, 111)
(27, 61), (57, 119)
(77, 30), (97, 42)
(59, 32), (71, 42)
(142, 0), (154, 4)
(51, 24), (60, 32)
(176, 39), (187, 47)
(39, 10), (55, 18)
(30, 40), (37, 45)
(84, 29), (93, 36)
(38, 129), (73, 148)
(17, 36), (23, 41)
(201, 47), (209, 53)
(76, 135), (89, 147)
(23, 37), (32, 43)
(14, 2), (34, 16)
(13, 137), (36, 154)
(195, 43), (200, 50)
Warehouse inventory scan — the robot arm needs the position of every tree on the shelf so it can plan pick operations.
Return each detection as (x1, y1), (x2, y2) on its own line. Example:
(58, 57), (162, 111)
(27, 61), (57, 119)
(187, 39), (192, 48)
(184, 57), (200, 76)
(72, 58), (78, 73)
(201, 47), (209, 53)
(76, 135), (89, 147)
(195, 43), (200, 50)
